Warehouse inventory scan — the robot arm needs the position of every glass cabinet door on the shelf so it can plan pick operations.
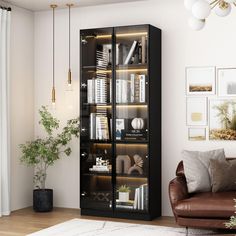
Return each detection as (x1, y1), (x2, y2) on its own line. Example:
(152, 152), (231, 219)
(80, 28), (113, 210)
(114, 25), (149, 212)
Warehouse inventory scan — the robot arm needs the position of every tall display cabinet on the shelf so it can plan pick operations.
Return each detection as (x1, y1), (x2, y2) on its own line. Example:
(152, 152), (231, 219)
(80, 24), (161, 220)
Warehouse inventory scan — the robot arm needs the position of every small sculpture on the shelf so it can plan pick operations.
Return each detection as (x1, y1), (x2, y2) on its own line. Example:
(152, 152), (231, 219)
(131, 118), (144, 130)
(128, 154), (143, 175)
(116, 155), (131, 174)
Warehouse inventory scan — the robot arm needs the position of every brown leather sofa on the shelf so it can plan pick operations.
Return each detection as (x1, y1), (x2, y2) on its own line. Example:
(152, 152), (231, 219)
(169, 160), (236, 229)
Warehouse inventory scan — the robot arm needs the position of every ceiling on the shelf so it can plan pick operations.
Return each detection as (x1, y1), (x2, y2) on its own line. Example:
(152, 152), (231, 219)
(4, 0), (146, 11)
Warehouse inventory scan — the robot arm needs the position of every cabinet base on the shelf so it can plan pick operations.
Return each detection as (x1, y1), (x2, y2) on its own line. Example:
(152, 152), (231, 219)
(81, 208), (159, 221)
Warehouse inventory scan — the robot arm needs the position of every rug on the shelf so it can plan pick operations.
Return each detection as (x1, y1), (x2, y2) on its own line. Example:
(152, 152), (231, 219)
(27, 219), (235, 236)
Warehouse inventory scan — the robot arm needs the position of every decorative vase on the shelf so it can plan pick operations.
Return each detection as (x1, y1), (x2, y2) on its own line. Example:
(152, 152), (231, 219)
(33, 189), (53, 212)
(118, 192), (129, 202)
(131, 118), (144, 130)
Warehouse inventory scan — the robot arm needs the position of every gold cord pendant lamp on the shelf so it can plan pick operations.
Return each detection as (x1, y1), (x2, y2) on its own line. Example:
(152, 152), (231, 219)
(51, 4), (57, 106)
(67, 4), (73, 88)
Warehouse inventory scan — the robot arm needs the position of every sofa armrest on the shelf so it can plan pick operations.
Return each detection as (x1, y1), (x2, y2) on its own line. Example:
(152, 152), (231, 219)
(169, 176), (189, 219)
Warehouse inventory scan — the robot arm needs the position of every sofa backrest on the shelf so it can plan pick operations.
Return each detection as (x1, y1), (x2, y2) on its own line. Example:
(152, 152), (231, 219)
(176, 158), (235, 177)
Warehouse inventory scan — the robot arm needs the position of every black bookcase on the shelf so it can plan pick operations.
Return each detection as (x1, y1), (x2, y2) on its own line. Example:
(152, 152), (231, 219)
(80, 24), (161, 220)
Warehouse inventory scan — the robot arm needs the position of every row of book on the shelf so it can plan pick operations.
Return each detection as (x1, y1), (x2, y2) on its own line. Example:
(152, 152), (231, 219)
(90, 113), (110, 140)
(87, 74), (146, 104)
(101, 37), (147, 66)
(134, 184), (148, 210)
(116, 184), (148, 211)
(116, 74), (146, 103)
(118, 37), (147, 65)
(87, 78), (111, 104)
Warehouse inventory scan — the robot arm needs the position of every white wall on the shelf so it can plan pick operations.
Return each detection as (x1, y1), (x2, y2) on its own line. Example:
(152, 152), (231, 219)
(34, 0), (236, 216)
(9, 5), (35, 211)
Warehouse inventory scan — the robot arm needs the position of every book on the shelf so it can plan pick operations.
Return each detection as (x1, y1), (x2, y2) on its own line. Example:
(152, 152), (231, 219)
(116, 79), (122, 103)
(90, 113), (96, 139)
(130, 74), (135, 103)
(87, 79), (95, 103)
(139, 75), (146, 103)
(133, 184), (148, 211)
(95, 78), (107, 103)
(121, 130), (147, 141)
(124, 41), (137, 65)
(141, 36), (146, 64)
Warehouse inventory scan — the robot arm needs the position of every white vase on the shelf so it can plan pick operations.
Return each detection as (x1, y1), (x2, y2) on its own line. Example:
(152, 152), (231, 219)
(119, 192), (129, 202)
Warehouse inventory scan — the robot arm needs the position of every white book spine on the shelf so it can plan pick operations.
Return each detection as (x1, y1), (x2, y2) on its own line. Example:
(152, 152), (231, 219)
(116, 80), (121, 103)
(90, 113), (96, 139)
(121, 80), (128, 103)
(124, 41), (137, 65)
(134, 188), (138, 209)
(87, 79), (95, 103)
(130, 74), (135, 103)
(139, 75), (146, 103)
(141, 185), (144, 210)
(96, 116), (101, 140)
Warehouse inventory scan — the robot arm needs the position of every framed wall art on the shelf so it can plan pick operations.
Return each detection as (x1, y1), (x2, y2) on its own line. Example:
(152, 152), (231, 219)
(188, 128), (206, 141)
(186, 97), (207, 126)
(186, 67), (216, 95)
(218, 68), (236, 96)
(209, 99), (236, 140)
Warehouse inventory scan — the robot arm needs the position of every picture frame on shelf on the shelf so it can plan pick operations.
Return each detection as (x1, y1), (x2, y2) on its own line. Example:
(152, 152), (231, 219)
(116, 119), (125, 140)
(186, 97), (207, 126)
(209, 99), (236, 140)
(186, 67), (216, 95)
(188, 128), (206, 141)
(218, 68), (236, 96)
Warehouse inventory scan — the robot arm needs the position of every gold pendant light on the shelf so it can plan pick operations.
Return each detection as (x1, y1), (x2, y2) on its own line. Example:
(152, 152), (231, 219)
(67, 4), (73, 88)
(50, 4), (57, 106)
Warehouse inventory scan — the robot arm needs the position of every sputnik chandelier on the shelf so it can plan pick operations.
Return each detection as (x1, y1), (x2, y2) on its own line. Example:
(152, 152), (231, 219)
(184, 0), (235, 30)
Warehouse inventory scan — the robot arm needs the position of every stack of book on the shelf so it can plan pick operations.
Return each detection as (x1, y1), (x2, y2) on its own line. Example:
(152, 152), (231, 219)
(90, 113), (110, 140)
(116, 74), (146, 103)
(116, 200), (134, 210)
(133, 184), (148, 211)
(89, 165), (110, 173)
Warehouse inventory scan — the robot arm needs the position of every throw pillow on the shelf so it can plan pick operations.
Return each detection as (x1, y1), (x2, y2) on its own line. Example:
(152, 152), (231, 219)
(210, 159), (236, 193)
(182, 149), (225, 193)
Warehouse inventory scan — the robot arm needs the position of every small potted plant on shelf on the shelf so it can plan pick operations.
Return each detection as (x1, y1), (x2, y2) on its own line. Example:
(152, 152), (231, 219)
(20, 106), (79, 212)
(117, 185), (130, 202)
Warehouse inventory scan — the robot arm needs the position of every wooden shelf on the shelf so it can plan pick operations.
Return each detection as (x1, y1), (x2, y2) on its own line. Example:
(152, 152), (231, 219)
(83, 172), (147, 179)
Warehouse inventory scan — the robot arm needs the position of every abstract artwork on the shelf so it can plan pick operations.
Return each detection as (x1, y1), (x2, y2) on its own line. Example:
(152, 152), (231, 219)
(187, 97), (207, 126)
(218, 68), (236, 96)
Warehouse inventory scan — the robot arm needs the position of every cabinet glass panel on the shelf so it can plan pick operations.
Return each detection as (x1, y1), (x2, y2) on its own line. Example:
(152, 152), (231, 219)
(80, 28), (113, 210)
(115, 25), (148, 142)
(81, 143), (112, 210)
(115, 144), (149, 212)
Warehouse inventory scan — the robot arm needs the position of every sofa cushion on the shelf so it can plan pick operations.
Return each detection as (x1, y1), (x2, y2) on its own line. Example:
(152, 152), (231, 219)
(182, 149), (225, 193)
(210, 159), (236, 192)
(174, 191), (236, 218)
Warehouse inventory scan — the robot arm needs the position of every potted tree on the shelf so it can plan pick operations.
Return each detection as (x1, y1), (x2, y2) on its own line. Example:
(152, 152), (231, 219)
(20, 106), (79, 212)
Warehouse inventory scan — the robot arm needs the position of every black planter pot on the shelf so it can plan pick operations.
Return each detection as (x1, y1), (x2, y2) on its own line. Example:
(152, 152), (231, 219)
(33, 189), (53, 212)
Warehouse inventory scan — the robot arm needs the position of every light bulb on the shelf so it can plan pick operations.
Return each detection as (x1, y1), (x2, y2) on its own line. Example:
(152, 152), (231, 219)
(192, 0), (211, 19)
(215, 1), (231, 17)
(184, 0), (199, 10)
(224, 0), (235, 3)
(188, 17), (206, 30)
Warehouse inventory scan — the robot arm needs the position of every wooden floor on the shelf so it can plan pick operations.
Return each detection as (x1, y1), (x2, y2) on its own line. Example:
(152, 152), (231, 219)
(0, 207), (177, 236)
